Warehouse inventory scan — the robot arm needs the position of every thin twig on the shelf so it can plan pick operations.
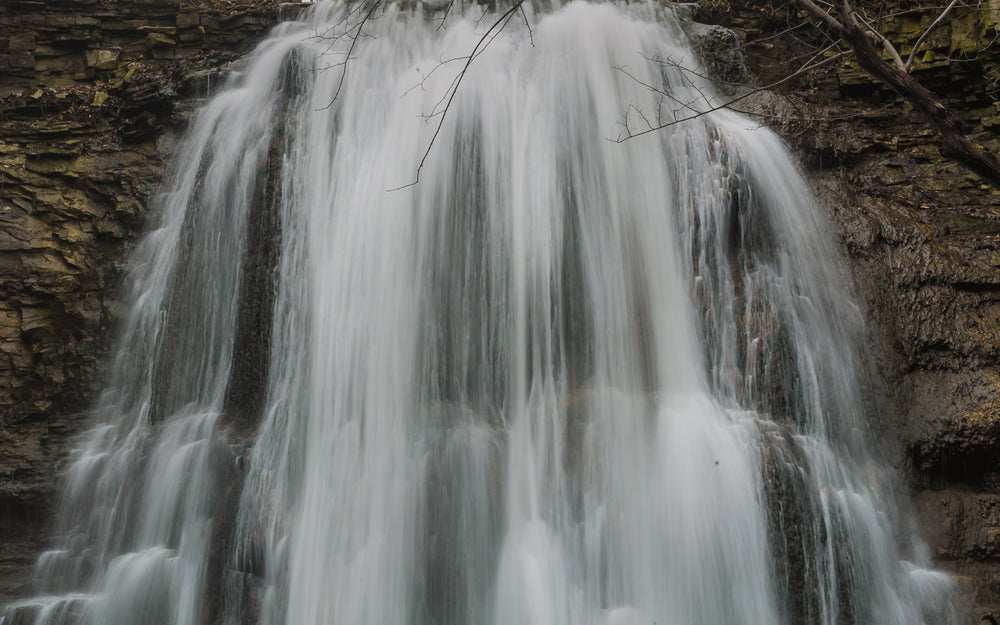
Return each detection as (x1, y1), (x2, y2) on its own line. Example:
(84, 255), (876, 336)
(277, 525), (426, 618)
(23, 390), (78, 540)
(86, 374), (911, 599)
(319, 0), (381, 110)
(849, 5), (907, 71)
(389, 0), (527, 190)
(520, 3), (534, 47)
(435, 0), (455, 31)
(612, 50), (850, 142)
(905, 0), (960, 70)
(402, 55), (468, 99)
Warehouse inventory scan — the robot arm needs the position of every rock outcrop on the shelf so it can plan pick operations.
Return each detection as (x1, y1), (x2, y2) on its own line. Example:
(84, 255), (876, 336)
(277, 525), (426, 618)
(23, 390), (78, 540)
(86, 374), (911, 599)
(3, 0), (1000, 620)
(0, 0), (305, 606)
(694, 1), (1000, 619)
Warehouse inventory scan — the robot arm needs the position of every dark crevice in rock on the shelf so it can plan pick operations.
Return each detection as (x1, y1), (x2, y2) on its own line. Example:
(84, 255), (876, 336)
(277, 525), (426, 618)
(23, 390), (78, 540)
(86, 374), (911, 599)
(222, 50), (301, 434)
(912, 446), (1000, 491)
(222, 118), (283, 433)
(953, 281), (1000, 294)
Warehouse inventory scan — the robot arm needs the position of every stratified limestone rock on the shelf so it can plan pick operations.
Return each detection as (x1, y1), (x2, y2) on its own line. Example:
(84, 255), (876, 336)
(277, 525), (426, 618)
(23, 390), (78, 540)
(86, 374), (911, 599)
(915, 490), (1000, 616)
(0, 0), (306, 609)
(907, 370), (1000, 484)
(0, 0), (305, 95)
(0, 503), (49, 608)
(696, 1), (1000, 618)
(0, 0), (307, 500)
(1, 0), (998, 617)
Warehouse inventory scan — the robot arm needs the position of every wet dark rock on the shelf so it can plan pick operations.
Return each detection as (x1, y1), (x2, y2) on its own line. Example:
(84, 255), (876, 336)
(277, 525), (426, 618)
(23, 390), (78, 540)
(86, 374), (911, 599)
(0, 0), (306, 612)
(695, 1), (1000, 619)
(2, 0), (1000, 619)
(689, 21), (756, 91)
(0, 502), (49, 607)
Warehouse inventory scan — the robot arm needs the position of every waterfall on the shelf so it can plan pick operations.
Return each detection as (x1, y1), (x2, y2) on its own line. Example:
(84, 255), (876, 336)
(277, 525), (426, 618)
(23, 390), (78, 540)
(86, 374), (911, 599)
(3, 2), (957, 625)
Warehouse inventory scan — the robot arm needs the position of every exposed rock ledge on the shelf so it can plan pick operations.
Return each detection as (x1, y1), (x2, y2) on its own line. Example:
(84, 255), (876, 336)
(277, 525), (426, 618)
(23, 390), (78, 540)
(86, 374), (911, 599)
(693, 1), (1000, 619)
(2, 0), (1000, 620)
(0, 0), (306, 605)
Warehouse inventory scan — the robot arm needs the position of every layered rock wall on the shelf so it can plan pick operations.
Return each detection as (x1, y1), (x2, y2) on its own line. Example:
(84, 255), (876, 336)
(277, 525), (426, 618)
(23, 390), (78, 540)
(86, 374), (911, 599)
(3, 0), (1000, 620)
(696, 1), (1000, 618)
(0, 0), (304, 605)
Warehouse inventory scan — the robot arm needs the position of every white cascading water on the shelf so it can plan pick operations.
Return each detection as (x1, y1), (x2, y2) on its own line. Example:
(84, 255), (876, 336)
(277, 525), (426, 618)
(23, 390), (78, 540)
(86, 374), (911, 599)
(2, 2), (958, 625)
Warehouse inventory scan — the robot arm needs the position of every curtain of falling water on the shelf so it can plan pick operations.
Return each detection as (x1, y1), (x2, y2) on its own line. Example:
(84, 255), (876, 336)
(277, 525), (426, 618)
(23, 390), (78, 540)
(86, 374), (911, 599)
(3, 2), (957, 625)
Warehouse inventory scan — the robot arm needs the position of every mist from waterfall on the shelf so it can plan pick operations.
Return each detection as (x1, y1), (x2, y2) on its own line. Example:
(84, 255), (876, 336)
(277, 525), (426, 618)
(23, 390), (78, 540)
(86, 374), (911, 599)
(3, 2), (957, 625)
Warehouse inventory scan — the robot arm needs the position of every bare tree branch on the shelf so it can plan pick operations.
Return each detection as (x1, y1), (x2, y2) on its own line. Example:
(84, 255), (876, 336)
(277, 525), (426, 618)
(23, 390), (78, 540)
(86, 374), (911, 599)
(797, 0), (845, 33)
(389, 0), (527, 191)
(848, 7), (907, 71)
(519, 3), (535, 47)
(435, 0), (455, 31)
(905, 0), (960, 70)
(318, 0), (381, 110)
(793, 0), (1000, 189)
(613, 49), (850, 141)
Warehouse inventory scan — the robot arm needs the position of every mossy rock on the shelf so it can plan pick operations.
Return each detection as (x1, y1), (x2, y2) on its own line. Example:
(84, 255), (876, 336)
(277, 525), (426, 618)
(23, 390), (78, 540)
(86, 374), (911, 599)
(145, 32), (177, 47)
(949, 214), (1000, 235)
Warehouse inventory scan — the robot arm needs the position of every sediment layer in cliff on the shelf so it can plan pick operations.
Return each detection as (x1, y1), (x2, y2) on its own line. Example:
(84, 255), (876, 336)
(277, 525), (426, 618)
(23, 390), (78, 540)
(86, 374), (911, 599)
(0, 0), (305, 605)
(3, 0), (1000, 618)
(694, 1), (1000, 617)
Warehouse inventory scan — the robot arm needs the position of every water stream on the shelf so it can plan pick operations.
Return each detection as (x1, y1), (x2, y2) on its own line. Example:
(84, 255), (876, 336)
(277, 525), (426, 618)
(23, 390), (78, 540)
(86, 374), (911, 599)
(3, 2), (957, 624)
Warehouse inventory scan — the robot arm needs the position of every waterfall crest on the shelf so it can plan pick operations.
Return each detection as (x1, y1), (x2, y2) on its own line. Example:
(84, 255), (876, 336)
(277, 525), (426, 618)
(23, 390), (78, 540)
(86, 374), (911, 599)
(3, 2), (957, 625)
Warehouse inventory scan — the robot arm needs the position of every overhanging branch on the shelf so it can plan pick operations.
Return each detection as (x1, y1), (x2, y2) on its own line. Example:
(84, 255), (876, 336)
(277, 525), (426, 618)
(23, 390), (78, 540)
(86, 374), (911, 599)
(792, 0), (1000, 190)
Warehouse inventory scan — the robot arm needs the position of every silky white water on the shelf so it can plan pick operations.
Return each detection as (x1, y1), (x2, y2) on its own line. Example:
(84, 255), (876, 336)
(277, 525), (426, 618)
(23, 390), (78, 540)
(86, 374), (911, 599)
(3, 2), (957, 625)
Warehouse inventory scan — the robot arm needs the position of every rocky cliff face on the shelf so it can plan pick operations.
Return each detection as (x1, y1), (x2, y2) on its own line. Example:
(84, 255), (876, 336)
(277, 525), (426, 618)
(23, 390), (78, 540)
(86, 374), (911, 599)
(2, 0), (999, 620)
(0, 0), (304, 605)
(694, 1), (1000, 619)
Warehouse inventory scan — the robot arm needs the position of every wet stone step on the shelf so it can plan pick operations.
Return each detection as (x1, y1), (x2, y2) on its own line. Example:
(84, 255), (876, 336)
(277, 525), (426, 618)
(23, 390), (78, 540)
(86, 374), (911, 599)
(3, 595), (89, 625)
